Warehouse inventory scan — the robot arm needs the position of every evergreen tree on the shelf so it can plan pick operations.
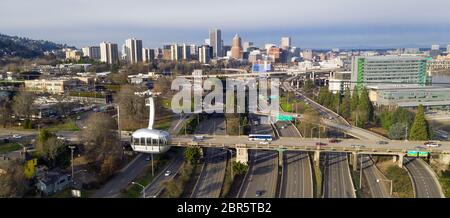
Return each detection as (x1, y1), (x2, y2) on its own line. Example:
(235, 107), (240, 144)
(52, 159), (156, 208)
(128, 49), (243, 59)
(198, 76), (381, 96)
(350, 88), (359, 112)
(340, 87), (352, 119)
(356, 87), (374, 126)
(409, 105), (429, 140)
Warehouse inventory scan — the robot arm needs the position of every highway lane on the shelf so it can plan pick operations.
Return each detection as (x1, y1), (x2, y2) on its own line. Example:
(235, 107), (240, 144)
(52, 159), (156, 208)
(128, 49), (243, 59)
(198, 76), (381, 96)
(360, 155), (391, 198)
(240, 150), (279, 198)
(191, 116), (228, 198)
(145, 154), (184, 198)
(404, 157), (444, 198)
(281, 151), (313, 198)
(323, 152), (356, 198)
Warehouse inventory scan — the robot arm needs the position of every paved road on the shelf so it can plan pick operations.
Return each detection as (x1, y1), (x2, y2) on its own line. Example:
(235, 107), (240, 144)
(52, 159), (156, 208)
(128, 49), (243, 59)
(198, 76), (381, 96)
(240, 150), (279, 198)
(281, 151), (313, 198)
(144, 154), (184, 198)
(323, 152), (356, 198)
(404, 157), (444, 198)
(360, 155), (391, 198)
(191, 148), (227, 198)
(191, 116), (228, 198)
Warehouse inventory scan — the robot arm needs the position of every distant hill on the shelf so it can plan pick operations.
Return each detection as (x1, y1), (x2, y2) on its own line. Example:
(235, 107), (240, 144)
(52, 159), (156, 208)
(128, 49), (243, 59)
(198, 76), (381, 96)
(0, 33), (74, 58)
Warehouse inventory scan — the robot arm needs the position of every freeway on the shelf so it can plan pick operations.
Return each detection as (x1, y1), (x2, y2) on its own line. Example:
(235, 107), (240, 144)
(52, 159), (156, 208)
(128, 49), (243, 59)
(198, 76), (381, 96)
(191, 116), (228, 198)
(404, 157), (444, 198)
(323, 152), (356, 198)
(239, 150), (279, 198)
(360, 155), (391, 198)
(281, 151), (313, 198)
(145, 154), (184, 198)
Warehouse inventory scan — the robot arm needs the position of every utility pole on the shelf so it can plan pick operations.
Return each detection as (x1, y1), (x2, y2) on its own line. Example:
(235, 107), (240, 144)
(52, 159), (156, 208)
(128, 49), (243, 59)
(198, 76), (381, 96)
(117, 104), (121, 142)
(405, 123), (408, 141)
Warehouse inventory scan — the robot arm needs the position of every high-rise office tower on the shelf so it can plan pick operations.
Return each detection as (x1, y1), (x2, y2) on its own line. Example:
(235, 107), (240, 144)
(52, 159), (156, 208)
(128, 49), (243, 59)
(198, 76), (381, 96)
(231, 34), (243, 59)
(82, 46), (101, 60)
(447, 45), (450, 53)
(142, 48), (155, 62)
(243, 42), (253, 52)
(302, 49), (313, 61)
(198, 45), (212, 63)
(125, 38), (143, 63)
(170, 44), (183, 61)
(100, 42), (119, 64)
(182, 44), (191, 60)
(280, 37), (291, 50)
(190, 44), (198, 55)
(209, 28), (222, 58)
(431, 44), (440, 50)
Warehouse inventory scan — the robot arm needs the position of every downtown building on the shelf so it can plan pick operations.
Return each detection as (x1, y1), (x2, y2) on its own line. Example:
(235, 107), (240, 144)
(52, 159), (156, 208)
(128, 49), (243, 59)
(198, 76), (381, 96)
(198, 45), (213, 63)
(230, 34), (243, 60)
(125, 38), (143, 64)
(209, 28), (223, 58)
(280, 37), (291, 50)
(100, 42), (119, 64)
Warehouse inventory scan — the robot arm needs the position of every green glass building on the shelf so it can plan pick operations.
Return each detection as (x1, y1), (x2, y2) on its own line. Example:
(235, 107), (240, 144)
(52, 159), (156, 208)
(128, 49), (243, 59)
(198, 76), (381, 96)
(351, 56), (430, 89)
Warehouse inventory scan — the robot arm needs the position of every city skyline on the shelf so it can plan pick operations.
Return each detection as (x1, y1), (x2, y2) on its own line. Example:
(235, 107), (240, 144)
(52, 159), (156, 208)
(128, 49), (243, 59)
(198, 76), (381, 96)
(1, 0), (450, 49)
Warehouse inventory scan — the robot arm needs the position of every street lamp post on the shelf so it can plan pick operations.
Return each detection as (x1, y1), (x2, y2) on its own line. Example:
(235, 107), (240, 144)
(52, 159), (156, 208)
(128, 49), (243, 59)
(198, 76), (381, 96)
(359, 155), (363, 189)
(132, 181), (146, 198)
(376, 179), (393, 197)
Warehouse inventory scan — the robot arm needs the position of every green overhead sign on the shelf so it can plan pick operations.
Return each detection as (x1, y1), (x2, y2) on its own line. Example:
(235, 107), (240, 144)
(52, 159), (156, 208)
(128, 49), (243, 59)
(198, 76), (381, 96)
(406, 150), (429, 157)
(277, 115), (293, 121)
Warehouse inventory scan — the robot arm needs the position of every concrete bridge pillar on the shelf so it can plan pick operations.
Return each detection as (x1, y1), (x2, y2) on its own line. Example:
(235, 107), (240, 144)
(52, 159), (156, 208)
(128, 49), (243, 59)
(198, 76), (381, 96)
(352, 152), (358, 171)
(392, 155), (398, 163)
(278, 150), (284, 167)
(397, 153), (405, 168)
(296, 80), (300, 89)
(235, 144), (248, 165)
(290, 80), (294, 87)
(313, 150), (321, 166)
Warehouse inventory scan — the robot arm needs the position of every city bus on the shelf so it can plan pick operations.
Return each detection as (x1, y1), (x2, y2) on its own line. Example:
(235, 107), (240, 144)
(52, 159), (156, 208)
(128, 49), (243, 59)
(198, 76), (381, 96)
(248, 134), (273, 141)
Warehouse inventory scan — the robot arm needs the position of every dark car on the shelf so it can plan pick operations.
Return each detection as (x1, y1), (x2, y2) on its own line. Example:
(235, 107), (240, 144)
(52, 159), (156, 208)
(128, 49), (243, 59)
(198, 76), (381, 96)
(316, 142), (327, 146)
(329, 138), (339, 143)
(377, 141), (389, 145)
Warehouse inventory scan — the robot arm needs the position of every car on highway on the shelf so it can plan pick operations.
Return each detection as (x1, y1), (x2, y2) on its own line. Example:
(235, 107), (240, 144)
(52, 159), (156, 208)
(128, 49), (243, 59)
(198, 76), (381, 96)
(259, 141), (270, 145)
(377, 141), (389, 145)
(351, 144), (365, 148)
(255, 190), (265, 197)
(329, 138), (339, 143)
(164, 170), (171, 177)
(76, 116), (81, 120)
(316, 142), (327, 146)
(57, 135), (66, 140)
(145, 156), (151, 161)
(193, 135), (204, 142)
(424, 142), (441, 147)
(12, 134), (22, 139)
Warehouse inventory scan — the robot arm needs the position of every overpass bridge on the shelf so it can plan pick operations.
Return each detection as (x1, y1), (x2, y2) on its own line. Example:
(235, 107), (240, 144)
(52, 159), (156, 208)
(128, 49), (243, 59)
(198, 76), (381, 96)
(170, 135), (450, 167)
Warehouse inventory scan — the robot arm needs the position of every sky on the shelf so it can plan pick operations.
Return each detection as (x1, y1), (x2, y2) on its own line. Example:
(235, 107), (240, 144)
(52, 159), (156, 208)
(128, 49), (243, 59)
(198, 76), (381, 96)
(1, 0), (450, 49)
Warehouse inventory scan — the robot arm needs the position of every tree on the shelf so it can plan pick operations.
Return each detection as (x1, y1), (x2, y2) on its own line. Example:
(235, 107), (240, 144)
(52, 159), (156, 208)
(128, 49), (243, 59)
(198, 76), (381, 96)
(12, 90), (36, 118)
(115, 84), (148, 130)
(82, 113), (122, 179)
(153, 77), (173, 96)
(409, 105), (430, 140)
(356, 87), (374, 126)
(0, 99), (12, 127)
(388, 122), (408, 140)
(340, 87), (351, 119)
(0, 160), (28, 198)
(183, 146), (202, 165)
(232, 161), (248, 175)
(303, 79), (315, 97)
(350, 88), (359, 112)
(35, 129), (65, 167)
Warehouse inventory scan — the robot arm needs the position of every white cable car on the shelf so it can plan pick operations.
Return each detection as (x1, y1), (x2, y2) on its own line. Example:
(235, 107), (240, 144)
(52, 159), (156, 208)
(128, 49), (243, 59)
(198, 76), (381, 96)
(131, 97), (171, 154)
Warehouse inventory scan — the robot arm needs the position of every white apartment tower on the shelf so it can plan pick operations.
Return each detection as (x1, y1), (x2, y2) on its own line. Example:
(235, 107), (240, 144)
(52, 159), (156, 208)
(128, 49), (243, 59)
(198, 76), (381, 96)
(100, 42), (119, 64)
(125, 38), (143, 64)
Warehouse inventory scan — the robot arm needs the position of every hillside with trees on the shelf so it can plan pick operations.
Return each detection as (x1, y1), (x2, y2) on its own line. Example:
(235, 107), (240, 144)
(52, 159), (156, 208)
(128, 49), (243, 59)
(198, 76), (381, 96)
(0, 33), (72, 58)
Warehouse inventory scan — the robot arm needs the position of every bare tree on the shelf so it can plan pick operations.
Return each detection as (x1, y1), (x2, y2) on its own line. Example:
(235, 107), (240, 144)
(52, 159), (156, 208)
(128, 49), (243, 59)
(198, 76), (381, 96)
(82, 113), (122, 180)
(0, 160), (28, 198)
(12, 90), (36, 118)
(115, 85), (148, 130)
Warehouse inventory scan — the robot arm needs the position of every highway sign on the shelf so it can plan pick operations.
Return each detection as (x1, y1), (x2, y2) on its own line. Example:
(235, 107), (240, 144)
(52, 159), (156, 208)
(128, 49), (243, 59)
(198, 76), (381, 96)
(406, 151), (419, 157)
(418, 151), (429, 157)
(277, 115), (293, 121)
